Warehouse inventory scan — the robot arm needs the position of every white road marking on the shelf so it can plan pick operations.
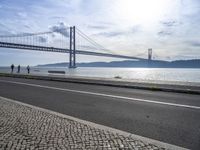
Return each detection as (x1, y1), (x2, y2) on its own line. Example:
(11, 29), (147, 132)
(0, 79), (200, 110)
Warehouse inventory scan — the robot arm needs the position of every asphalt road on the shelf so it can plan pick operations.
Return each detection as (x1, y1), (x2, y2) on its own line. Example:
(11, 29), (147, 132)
(0, 76), (199, 149)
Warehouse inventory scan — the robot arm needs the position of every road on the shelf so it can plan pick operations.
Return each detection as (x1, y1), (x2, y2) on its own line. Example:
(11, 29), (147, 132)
(0, 76), (199, 149)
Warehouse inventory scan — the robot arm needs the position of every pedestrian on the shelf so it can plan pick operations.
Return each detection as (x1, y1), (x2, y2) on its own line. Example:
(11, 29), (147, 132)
(17, 65), (20, 73)
(11, 64), (14, 73)
(27, 65), (30, 74)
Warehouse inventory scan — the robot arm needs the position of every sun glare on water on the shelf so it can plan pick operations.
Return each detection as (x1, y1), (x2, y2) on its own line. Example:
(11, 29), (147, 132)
(114, 0), (172, 24)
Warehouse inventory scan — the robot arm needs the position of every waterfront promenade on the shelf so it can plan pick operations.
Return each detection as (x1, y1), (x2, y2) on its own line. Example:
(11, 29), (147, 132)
(0, 74), (199, 149)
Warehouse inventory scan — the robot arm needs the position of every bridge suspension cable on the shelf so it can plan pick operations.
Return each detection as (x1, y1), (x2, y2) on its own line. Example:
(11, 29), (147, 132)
(0, 30), (71, 49)
(76, 28), (114, 54)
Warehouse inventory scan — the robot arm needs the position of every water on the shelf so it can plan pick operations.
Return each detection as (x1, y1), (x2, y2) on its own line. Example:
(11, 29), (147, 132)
(1, 66), (200, 83)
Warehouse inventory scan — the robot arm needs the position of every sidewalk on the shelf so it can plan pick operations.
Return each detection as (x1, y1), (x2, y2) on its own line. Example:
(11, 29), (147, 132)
(0, 97), (186, 150)
(0, 72), (200, 94)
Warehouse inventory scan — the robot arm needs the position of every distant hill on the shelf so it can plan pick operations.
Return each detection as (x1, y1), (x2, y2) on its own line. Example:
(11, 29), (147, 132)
(37, 59), (200, 68)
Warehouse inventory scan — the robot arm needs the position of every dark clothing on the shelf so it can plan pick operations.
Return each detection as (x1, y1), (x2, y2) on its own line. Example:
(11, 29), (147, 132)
(27, 66), (30, 74)
(17, 65), (20, 73)
(11, 64), (14, 73)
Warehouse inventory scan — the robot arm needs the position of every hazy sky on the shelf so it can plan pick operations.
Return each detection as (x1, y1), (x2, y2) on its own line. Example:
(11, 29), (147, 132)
(0, 0), (200, 66)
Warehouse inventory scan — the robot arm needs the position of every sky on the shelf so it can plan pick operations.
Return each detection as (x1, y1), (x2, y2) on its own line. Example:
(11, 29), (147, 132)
(0, 0), (200, 66)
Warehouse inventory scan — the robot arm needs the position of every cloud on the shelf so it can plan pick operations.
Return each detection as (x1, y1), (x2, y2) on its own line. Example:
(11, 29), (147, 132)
(131, 25), (141, 33)
(160, 20), (179, 27)
(158, 19), (182, 37)
(0, 23), (6, 28)
(97, 31), (124, 37)
(95, 25), (141, 38)
(49, 16), (65, 20)
(24, 25), (30, 29)
(88, 25), (108, 30)
(158, 30), (173, 36)
(187, 41), (200, 47)
(49, 22), (69, 37)
(0, 23), (13, 35)
(158, 20), (178, 37)
(17, 12), (27, 18)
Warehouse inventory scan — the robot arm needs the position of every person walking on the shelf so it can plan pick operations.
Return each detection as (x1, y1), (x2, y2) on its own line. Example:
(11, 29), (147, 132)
(27, 65), (30, 74)
(17, 65), (20, 73)
(11, 64), (14, 73)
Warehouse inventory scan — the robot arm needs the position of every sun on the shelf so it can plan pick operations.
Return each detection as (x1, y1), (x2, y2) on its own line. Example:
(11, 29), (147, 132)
(114, 0), (171, 25)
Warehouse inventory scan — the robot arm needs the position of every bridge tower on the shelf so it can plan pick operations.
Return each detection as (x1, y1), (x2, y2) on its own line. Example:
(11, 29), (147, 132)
(148, 48), (152, 61)
(69, 26), (76, 68)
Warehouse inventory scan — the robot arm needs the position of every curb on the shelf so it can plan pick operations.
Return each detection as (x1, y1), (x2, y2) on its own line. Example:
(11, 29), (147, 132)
(0, 73), (200, 95)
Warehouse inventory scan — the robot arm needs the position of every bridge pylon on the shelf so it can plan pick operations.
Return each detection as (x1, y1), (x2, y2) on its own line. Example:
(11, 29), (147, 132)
(148, 48), (152, 61)
(69, 26), (76, 68)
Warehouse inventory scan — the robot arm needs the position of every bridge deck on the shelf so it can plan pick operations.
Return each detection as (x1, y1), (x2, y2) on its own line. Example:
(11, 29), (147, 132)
(0, 41), (145, 60)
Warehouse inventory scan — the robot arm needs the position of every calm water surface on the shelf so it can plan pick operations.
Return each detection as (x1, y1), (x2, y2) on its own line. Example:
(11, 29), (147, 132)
(0, 67), (200, 83)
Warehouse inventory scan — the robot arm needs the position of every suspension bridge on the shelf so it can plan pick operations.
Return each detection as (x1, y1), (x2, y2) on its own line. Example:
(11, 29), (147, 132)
(0, 26), (150, 68)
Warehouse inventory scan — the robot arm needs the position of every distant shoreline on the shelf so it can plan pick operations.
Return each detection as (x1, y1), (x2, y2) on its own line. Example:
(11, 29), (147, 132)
(1, 59), (200, 68)
(36, 59), (200, 68)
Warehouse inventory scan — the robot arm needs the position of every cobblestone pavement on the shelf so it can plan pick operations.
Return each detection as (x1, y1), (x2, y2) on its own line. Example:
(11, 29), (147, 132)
(0, 98), (165, 150)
